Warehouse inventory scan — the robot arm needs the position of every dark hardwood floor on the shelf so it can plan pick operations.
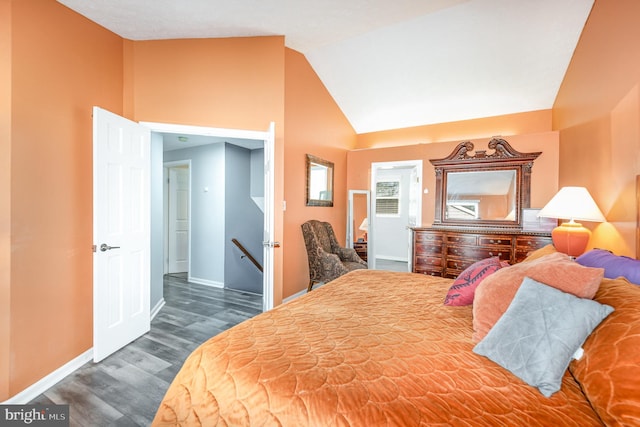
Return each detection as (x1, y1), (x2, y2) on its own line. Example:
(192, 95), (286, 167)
(29, 273), (262, 426)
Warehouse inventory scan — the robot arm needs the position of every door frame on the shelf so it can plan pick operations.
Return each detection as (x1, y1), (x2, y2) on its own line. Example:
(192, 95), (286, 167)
(163, 160), (191, 275)
(142, 121), (275, 310)
(370, 160), (423, 270)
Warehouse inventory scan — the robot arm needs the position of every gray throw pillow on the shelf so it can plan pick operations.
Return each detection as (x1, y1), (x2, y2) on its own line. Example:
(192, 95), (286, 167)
(473, 276), (614, 397)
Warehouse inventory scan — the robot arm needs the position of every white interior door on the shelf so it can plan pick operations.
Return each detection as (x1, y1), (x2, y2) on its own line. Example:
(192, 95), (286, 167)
(168, 166), (190, 273)
(93, 106), (151, 363)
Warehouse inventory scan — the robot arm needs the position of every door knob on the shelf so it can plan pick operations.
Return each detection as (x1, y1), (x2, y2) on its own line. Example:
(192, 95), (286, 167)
(100, 243), (120, 252)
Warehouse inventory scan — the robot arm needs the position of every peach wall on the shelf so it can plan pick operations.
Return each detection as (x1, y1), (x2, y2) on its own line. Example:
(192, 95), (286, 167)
(129, 36), (287, 304)
(348, 132), (560, 228)
(283, 49), (357, 298)
(356, 110), (552, 149)
(129, 37), (285, 131)
(4, 0), (124, 400)
(553, 0), (640, 257)
(1, 0), (11, 402)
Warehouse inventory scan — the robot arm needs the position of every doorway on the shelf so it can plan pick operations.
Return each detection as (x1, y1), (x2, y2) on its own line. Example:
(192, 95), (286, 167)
(370, 160), (423, 271)
(164, 161), (191, 275)
(143, 121), (276, 312)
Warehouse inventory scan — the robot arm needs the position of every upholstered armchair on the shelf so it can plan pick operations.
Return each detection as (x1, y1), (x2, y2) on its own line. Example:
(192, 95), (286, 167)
(301, 220), (368, 292)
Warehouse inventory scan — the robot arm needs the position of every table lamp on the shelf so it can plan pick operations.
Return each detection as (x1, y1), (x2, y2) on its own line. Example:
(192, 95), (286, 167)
(359, 218), (369, 241)
(537, 187), (606, 257)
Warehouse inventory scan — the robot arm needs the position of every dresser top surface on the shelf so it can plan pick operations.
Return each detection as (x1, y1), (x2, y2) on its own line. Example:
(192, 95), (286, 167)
(411, 226), (551, 237)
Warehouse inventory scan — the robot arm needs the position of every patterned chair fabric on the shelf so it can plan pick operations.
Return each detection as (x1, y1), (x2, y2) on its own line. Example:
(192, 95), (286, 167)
(301, 220), (368, 291)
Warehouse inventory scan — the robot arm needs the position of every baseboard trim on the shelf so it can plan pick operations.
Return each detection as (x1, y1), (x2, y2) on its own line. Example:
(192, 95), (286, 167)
(283, 289), (306, 303)
(188, 276), (224, 288)
(2, 348), (93, 404)
(376, 255), (409, 262)
(151, 298), (165, 320)
(283, 281), (329, 303)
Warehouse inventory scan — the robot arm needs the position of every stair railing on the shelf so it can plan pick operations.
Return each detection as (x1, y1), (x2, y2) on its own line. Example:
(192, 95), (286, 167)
(231, 238), (263, 273)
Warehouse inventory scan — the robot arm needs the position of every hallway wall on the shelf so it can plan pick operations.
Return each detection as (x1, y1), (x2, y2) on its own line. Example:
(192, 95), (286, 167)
(225, 144), (264, 294)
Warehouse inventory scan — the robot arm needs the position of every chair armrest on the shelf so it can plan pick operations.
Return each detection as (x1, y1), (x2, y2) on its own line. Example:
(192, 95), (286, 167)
(318, 251), (350, 282)
(337, 247), (367, 266)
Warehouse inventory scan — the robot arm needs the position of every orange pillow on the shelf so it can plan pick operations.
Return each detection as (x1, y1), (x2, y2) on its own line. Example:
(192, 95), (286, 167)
(521, 244), (557, 263)
(569, 277), (640, 425)
(472, 252), (604, 342)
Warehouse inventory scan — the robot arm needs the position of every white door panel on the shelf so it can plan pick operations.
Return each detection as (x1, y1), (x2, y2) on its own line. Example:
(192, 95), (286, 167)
(93, 106), (151, 363)
(168, 166), (190, 273)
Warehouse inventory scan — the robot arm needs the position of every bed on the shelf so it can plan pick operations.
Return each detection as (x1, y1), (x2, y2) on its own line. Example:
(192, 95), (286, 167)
(154, 176), (640, 426)
(152, 246), (640, 426)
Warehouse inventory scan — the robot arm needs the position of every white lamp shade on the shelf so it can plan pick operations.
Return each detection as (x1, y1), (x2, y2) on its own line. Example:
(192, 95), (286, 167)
(537, 187), (606, 223)
(358, 218), (369, 231)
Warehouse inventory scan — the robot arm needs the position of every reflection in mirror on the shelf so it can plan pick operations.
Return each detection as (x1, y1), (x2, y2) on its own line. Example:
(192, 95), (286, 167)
(347, 190), (370, 266)
(446, 170), (517, 221)
(306, 154), (334, 207)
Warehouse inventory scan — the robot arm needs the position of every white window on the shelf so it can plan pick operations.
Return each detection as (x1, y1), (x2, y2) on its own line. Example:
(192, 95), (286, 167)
(376, 179), (400, 216)
(446, 200), (479, 219)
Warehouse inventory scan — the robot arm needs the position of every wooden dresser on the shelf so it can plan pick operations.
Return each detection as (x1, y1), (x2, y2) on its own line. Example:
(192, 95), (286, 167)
(412, 227), (552, 278)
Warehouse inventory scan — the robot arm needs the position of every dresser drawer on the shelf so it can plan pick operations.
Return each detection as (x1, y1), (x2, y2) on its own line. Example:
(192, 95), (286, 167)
(446, 258), (474, 273)
(515, 236), (553, 262)
(415, 242), (443, 256)
(414, 255), (442, 268)
(447, 245), (510, 261)
(478, 235), (513, 246)
(516, 235), (552, 249)
(414, 231), (444, 244)
(445, 234), (478, 245)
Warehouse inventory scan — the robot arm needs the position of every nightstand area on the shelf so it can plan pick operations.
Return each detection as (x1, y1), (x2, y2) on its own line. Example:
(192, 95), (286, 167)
(353, 241), (367, 262)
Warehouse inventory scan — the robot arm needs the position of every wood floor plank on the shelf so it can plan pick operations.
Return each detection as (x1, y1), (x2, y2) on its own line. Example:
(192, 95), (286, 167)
(29, 274), (262, 426)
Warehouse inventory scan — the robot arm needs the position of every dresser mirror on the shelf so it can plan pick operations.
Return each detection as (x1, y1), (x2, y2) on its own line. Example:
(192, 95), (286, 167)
(430, 139), (541, 228)
(306, 154), (334, 207)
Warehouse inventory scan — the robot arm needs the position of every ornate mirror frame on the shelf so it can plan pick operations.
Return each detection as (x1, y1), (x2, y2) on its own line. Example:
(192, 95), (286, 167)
(430, 138), (541, 229)
(306, 154), (334, 207)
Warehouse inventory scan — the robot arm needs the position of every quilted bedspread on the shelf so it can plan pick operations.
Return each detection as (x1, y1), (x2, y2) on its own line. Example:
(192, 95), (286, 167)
(152, 270), (603, 426)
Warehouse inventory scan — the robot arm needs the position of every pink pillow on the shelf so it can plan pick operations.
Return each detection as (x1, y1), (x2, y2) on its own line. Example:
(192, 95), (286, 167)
(472, 252), (604, 342)
(444, 257), (503, 306)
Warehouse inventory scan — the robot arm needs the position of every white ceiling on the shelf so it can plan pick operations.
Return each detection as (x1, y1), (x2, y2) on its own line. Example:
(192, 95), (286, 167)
(57, 0), (594, 134)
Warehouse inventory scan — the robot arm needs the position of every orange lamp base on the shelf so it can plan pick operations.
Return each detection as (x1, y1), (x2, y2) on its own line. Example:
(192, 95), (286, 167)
(551, 221), (591, 257)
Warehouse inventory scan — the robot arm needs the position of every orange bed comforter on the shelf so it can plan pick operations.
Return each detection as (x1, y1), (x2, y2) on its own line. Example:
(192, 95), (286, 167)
(152, 270), (602, 426)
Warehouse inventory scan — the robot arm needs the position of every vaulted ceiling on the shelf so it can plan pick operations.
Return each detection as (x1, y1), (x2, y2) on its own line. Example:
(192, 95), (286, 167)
(57, 0), (594, 134)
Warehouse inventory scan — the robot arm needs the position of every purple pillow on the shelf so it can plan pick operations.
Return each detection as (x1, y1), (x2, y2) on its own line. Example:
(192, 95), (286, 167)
(576, 249), (640, 285)
(444, 257), (504, 306)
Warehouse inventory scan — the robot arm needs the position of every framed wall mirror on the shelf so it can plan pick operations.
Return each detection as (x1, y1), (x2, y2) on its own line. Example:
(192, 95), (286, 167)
(430, 139), (541, 228)
(306, 154), (334, 207)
